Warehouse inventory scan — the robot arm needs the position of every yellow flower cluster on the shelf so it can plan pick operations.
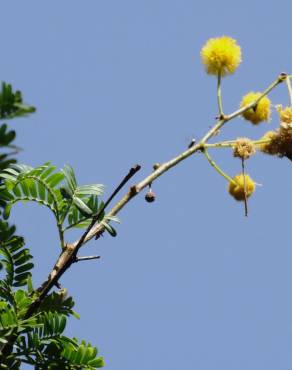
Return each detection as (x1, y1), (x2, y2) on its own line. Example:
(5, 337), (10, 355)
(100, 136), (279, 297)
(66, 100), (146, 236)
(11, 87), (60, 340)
(240, 92), (271, 124)
(200, 36), (241, 76)
(228, 174), (255, 201)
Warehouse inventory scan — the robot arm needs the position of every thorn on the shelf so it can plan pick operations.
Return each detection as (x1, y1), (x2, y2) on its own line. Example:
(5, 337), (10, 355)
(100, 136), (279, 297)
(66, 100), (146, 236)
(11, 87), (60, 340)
(54, 281), (62, 289)
(188, 138), (196, 148)
(75, 255), (101, 262)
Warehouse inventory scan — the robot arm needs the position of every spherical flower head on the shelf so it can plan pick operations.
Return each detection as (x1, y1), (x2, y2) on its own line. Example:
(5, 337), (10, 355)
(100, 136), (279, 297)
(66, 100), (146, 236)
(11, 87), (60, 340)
(240, 92), (271, 125)
(228, 174), (255, 201)
(200, 36), (241, 76)
(233, 138), (256, 159)
(258, 131), (280, 155)
(277, 106), (292, 124)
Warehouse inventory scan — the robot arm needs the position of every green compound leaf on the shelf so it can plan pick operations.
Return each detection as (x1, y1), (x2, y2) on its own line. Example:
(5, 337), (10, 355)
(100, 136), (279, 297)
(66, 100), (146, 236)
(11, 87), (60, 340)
(61, 164), (77, 196)
(0, 82), (36, 120)
(60, 165), (105, 229)
(39, 290), (79, 319)
(0, 162), (106, 232)
(0, 123), (16, 147)
(101, 221), (117, 237)
(61, 339), (104, 369)
(0, 162), (65, 223)
(0, 234), (33, 288)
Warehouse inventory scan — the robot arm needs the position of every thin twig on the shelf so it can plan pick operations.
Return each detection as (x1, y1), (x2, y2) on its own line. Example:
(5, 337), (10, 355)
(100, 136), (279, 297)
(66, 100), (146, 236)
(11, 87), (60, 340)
(24, 164), (141, 318)
(241, 158), (248, 217)
(200, 75), (284, 144)
(72, 164), (141, 249)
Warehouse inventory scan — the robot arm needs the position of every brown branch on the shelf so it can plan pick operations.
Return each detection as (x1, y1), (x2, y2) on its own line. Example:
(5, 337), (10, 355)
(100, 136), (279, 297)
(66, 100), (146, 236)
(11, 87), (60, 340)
(24, 164), (141, 318)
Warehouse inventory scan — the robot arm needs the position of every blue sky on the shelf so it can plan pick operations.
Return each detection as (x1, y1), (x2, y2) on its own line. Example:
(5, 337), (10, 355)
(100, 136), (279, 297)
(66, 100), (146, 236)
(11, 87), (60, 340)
(1, 1), (292, 369)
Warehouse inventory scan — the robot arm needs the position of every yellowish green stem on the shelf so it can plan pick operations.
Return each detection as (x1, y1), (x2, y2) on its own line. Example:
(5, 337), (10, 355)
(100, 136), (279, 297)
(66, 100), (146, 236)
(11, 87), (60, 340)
(200, 75), (283, 144)
(217, 71), (224, 117)
(286, 76), (292, 106)
(203, 148), (235, 184)
(205, 141), (236, 148)
(205, 138), (271, 149)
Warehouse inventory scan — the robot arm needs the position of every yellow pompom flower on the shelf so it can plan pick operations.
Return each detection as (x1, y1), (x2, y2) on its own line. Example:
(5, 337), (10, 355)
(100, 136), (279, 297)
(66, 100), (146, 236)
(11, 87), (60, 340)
(240, 92), (271, 125)
(200, 36), (241, 76)
(228, 174), (255, 201)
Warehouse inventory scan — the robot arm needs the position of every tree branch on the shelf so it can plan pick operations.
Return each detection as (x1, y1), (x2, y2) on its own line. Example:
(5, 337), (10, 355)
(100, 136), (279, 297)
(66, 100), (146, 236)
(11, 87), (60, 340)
(24, 164), (141, 317)
(24, 73), (285, 320)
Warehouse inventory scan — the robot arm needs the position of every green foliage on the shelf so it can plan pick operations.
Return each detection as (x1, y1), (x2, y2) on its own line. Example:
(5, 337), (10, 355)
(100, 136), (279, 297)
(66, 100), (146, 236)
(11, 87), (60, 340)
(0, 162), (65, 220)
(39, 290), (80, 319)
(67, 194), (104, 229)
(0, 161), (118, 242)
(0, 124), (18, 173)
(61, 339), (105, 369)
(61, 164), (105, 220)
(0, 83), (104, 368)
(0, 233), (33, 288)
(0, 262), (104, 368)
(0, 123), (16, 147)
(7, 312), (104, 369)
(0, 82), (35, 120)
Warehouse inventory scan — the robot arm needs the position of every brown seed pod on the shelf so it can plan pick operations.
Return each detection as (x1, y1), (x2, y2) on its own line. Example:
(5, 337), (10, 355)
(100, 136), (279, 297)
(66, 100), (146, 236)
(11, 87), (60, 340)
(145, 191), (156, 203)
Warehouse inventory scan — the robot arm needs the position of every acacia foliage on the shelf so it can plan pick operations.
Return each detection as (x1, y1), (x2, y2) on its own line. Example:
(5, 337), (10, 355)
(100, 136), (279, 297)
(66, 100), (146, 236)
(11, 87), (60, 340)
(0, 83), (104, 369)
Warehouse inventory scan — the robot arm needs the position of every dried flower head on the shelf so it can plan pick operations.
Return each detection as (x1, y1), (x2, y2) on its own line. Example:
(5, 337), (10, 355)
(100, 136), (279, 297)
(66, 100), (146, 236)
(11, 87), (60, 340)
(278, 122), (292, 159)
(240, 92), (271, 124)
(277, 106), (292, 124)
(258, 121), (292, 159)
(258, 131), (280, 155)
(228, 174), (255, 201)
(200, 36), (241, 76)
(233, 138), (256, 159)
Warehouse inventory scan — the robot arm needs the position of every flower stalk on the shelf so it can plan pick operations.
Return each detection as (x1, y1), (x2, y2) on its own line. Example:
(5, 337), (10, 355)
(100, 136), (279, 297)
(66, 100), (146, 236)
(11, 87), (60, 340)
(286, 76), (292, 106)
(217, 71), (224, 117)
(203, 148), (235, 184)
